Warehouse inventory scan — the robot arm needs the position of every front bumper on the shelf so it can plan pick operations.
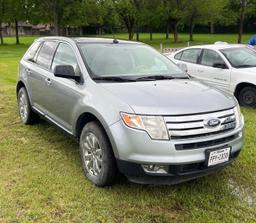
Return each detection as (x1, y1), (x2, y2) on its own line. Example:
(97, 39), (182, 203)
(116, 149), (241, 185)
(108, 119), (244, 184)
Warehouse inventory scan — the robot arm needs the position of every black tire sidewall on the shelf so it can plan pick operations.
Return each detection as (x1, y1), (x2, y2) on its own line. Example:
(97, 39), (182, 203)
(18, 87), (31, 124)
(79, 121), (117, 186)
(239, 86), (256, 107)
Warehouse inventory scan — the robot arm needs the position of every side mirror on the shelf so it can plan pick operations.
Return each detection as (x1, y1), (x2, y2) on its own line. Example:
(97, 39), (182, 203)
(54, 65), (81, 82)
(177, 63), (188, 73)
(213, 62), (228, 69)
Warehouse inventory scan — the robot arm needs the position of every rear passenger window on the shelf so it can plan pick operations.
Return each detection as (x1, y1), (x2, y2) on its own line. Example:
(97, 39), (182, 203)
(24, 41), (41, 61)
(200, 49), (225, 67)
(180, 49), (201, 64)
(174, 52), (182, 60)
(36, 41), (58, 69)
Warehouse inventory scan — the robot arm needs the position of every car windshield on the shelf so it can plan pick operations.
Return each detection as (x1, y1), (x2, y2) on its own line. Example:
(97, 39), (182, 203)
(78, 43), (187, 81)
(220, 47), (256, 68)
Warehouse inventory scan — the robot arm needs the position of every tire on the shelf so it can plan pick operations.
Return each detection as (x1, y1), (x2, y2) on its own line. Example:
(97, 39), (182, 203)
(238, 86), (256, 107)
(79, 121), (118, 187)
(17, 87), (40, 124)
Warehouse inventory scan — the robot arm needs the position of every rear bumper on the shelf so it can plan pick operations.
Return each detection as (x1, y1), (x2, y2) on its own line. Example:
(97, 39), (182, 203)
(116, 149), (241, 185)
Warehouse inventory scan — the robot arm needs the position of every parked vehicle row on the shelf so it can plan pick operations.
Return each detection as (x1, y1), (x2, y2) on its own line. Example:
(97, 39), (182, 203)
(17, 37), (244, 186)
(166, 43), (256, 107)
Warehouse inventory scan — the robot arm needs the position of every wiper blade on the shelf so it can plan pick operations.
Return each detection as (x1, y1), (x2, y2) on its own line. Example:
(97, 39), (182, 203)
(236, 64), (255, 68)
(135, 75), (175, 81)
(93, 76), (135, 82)
(135, 75), (188, 81)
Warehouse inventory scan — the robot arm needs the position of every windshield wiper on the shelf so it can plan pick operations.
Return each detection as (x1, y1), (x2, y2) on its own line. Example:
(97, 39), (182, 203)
(236, 64), (256, 68)
(93, 76), (135, 82)
(135, 75), (187, 81)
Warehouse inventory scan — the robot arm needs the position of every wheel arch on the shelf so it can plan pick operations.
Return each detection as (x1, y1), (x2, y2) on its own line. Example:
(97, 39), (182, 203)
(75, 112), (119, 158)
(234, 82), (256, 98)
(16, 81), (26, 96)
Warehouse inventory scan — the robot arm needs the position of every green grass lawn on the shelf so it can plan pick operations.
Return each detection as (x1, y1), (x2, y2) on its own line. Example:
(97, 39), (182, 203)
(0, 34), (256, 223)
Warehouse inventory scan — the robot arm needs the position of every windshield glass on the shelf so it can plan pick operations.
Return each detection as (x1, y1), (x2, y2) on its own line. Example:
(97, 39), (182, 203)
(220, 47), (256, 68)
(78, 43), (187, 81)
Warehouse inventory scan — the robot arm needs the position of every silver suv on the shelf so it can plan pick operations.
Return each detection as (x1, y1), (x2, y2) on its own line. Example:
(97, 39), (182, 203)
(17, 37), (244, 186)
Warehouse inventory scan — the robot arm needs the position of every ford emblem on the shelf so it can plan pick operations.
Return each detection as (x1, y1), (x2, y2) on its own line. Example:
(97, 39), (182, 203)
(204, 118), (221, 128)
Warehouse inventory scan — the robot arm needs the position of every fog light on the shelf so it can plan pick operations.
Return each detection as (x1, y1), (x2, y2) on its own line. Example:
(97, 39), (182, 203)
(238, 131), (243, 137)
(142, 164), (168, 174)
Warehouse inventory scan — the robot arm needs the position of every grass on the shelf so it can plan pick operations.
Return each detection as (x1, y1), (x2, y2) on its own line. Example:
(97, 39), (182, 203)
(0, 34), (256, 223)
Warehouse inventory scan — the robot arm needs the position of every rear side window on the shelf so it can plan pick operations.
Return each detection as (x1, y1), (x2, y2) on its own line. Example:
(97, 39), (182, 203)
(174, 51), (182, 60)
(200, 49), (224, 67)
(180, 49), (201, 63)
(36, 41), (58, 69)
(24, 41), (41, 61)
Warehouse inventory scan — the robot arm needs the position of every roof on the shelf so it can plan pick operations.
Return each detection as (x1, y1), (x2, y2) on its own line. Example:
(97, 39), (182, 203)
(182, 43), (246, 51)
(36, 36), (142, 45)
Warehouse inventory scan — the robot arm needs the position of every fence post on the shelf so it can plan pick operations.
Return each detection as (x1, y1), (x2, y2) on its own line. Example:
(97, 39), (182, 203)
(160, 43), (163, 53)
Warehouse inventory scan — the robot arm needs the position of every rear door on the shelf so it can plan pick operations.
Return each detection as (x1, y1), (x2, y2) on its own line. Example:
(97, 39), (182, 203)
(174, 48), (202, 76)
(196, 49), (231, 92)
(28, 41), (58, 113)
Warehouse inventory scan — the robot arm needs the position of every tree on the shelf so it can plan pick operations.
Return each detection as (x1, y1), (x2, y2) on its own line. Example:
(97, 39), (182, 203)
(220, 0), (256, 43)
(0, 0), (5, 44)
(160, 0), (187, 43)
(183, 0), (228, 41)
(4, 0), (31, 44)
(141, 0), (162, 41)
(114, 0), (136, 40)
(238, 0), (247, 43)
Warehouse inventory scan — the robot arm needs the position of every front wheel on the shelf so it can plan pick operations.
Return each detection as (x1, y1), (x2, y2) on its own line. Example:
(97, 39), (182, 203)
(79, 121), (117, 187)
(238, 86), (256, 107)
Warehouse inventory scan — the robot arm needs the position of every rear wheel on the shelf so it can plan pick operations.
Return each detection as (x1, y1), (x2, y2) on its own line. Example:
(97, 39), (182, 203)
(18, 87), (39, 124)
(79, 121), (117, 187)
(238, 86), (256, 107)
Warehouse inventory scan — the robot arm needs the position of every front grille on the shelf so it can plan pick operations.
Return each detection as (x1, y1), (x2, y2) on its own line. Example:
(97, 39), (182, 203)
(175, 133), (239, 150)
(164, 108), (236, 139)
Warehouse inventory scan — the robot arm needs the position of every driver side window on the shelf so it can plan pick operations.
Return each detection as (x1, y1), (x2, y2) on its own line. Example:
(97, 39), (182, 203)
(52, 43), (80, 75)
(200, 49), (225, 67)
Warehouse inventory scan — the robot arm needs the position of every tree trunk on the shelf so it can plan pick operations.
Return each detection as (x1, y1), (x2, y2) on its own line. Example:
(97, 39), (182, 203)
(136, 24), (139, 41)
(0, 20), (3, 45)
(189, 17), (194, 41)
(166, 23), (169, 39)
(53, 1), (60, 35)
(210, 22), (215, 34)
(127, 26), (134, 40)
(238, 0), (247, 43)
(14, 19), (19, 45)
(173, 22), (178, 43)
(65, 27), (68, 36)
(149, 27), (153, 41)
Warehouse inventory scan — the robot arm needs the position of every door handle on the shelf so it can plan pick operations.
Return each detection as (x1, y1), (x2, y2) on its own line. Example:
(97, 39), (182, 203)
(25, 68), (31, 75)
(197, 69), (204, 73)
(45, 77), (52, 86)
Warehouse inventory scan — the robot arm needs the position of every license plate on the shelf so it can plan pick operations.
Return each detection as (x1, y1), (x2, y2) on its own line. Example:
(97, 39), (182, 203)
(207, 147), (231, 167)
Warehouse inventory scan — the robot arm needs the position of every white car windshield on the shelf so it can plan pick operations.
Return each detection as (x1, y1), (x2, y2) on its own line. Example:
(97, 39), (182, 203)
(78, 43), (187, 81)
(221, 47), (256, 68)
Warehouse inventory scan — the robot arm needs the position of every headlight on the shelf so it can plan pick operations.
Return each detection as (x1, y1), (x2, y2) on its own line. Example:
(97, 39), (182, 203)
(120, 112), (169, 140)
(234, 105), (243, 128)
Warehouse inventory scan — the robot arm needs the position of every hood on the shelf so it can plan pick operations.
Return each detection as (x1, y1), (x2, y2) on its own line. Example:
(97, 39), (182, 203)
(101, 79), (236, 115)
(236, 67), (256, 74)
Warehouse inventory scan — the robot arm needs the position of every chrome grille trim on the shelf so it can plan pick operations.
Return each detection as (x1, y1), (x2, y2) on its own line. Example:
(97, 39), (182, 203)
(164, 108), (236, 139)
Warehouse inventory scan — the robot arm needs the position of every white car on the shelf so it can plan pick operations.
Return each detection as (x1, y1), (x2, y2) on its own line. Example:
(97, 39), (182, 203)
(166, 43), (256, 107)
